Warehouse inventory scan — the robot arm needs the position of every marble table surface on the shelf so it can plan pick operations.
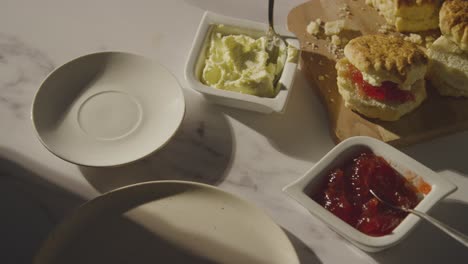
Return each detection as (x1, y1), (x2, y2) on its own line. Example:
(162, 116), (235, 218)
(1, 0), (468, 263)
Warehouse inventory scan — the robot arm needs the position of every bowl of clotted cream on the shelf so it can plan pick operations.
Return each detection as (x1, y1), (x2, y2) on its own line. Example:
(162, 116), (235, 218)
(185, 11), (299, 113)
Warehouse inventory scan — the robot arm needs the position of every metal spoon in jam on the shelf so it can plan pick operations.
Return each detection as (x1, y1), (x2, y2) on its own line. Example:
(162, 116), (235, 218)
(370, 189), (468, 248)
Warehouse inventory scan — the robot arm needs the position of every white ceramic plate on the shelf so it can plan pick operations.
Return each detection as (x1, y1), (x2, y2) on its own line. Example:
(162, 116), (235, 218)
(32, 52), (185, 167)
(34, 181), (300, 264)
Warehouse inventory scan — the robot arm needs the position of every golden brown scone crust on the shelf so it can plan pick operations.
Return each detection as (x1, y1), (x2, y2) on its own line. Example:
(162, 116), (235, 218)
(344, 35), (428, 82)
(440, 0), (468, 51)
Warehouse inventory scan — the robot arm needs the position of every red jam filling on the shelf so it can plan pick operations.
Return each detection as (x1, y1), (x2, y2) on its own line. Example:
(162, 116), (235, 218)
(312, 150), (420, 236)
(348, 65), (415, 103)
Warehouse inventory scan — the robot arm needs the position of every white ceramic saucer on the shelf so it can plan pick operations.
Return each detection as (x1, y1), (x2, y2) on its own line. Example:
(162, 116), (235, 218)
(32, 52), (185, 167)
(34, 181), (300, 264)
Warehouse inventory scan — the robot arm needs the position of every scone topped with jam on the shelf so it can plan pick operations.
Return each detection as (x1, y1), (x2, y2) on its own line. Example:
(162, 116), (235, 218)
(336, 35), (428, 121)
(428, 0), (468, 97)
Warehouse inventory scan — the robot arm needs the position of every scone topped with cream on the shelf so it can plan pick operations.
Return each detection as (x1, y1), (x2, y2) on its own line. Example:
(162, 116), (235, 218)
(336, 35), (428, 121)
(428, 0), (468, 97)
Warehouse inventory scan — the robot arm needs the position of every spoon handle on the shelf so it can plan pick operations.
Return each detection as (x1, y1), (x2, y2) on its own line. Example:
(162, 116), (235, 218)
(268, 0), (275, 28)
(408, 208), (468, 248)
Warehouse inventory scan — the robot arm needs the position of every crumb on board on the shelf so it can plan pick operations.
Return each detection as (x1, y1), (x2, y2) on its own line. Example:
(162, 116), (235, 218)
(304, 19), (352, 58)
(331, 35), (341, 46)
(324, 20), (345, 36)
(404, 33), (423, 45)
(303, 41), (319, 50)
(339, 4), (352, 19)
(425, 36), (435, 43)
(425, 36), (436, 48)
(306, 18), (322, 36)
(341, 37), (349, 45)
(377, 23), (395, 34)
(318, 75), (325, 81)
(326, 35), (345, 59)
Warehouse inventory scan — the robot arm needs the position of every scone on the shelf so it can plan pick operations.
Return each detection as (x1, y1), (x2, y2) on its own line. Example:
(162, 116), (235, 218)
(439, 0), (468, 51)
(366, 0), (443, 32)
(336, 35), (428, 121)
(428, 0), (468, 97)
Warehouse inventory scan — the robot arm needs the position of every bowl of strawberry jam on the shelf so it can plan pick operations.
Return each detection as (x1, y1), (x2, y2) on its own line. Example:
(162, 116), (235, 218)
(283, 136), (457, 252)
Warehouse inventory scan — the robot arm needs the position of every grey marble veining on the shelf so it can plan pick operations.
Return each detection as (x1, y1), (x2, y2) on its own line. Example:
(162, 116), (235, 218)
(0, 33), (54, 118)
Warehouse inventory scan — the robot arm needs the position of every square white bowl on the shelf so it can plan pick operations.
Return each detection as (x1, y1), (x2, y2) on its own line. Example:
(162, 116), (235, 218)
(184, 11), (300, 114)
(283, 136), (457, 252)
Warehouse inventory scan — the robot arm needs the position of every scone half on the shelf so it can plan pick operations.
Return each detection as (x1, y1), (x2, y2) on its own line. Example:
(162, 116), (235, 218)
(367, 0), (442, 32)
(428, 36), (468, 97)
(336, 58), (427, 121)
(439, 0), (468, 51)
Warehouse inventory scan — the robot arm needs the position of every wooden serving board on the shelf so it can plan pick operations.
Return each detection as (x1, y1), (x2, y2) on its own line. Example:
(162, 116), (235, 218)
(288, 0), (468, 147)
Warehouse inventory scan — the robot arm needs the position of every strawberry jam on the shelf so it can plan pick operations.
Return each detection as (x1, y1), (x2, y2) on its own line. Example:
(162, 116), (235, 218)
(312, 150), (420, 236)
(349, 65), (414, 103)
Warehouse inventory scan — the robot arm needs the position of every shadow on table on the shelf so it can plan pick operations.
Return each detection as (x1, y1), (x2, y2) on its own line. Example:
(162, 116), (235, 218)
(0, 149), (83, 264)
(402, 131), (468, 177)
(79, 97), (234, 194)
(221, 69), (334, 163)
(282, 228), (323, 264)
(369, 199), (468, 264)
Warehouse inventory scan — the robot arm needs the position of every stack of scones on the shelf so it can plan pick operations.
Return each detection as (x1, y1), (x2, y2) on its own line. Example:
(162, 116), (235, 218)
(336, 0), (467, 121)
